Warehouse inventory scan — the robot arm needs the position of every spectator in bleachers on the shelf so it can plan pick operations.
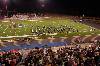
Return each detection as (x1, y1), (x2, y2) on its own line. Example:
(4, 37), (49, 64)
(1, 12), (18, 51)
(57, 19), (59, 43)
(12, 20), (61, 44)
(0, 44), (100, 66)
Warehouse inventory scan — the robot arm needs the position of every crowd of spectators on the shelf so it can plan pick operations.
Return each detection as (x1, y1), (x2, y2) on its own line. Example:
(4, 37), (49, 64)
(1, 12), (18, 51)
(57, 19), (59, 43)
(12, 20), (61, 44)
(0, 51), (22, 66)
(0, 44), (100, 66)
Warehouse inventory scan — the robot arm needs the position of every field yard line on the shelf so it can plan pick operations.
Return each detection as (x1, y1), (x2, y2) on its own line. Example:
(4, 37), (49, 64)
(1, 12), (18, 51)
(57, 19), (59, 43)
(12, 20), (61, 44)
(0, 35), (30, 38)
(3, 27), (9, 32)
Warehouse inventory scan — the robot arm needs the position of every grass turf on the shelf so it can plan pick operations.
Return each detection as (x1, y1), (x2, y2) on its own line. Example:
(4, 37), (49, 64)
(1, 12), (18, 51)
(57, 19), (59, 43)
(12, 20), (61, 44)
(0, 17), (100, 39)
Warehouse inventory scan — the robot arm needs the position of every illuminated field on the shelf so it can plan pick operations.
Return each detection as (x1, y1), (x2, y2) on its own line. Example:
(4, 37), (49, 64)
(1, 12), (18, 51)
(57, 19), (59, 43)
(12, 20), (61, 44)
(0, 16), (100, 39)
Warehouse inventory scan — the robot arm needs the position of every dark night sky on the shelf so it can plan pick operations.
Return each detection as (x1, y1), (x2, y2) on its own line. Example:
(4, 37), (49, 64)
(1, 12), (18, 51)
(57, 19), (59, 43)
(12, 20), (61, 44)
(0, 0), (100, 16)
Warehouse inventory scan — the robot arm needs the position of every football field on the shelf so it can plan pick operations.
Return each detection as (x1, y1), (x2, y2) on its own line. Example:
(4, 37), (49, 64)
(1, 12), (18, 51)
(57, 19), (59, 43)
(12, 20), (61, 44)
(0, 16), (100, 39)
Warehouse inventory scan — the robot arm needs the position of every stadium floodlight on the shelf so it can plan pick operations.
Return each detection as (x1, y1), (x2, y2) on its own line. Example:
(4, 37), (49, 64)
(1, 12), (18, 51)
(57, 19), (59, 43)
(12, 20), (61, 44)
(39, 0), (46, 2)
(38, 0), (48, 7)
(41, 4), (45, 7)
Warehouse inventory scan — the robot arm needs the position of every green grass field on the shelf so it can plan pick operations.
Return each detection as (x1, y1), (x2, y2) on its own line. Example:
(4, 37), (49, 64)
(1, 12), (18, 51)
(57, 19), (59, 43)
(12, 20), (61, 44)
(0, 16), (100, 39)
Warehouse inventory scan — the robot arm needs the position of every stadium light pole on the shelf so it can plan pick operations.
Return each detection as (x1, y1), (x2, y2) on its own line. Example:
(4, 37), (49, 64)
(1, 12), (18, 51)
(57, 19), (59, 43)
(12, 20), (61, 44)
(37, 0), (48, 16)
(4, 0), (8, 10)
(3, 0), (9, 16)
